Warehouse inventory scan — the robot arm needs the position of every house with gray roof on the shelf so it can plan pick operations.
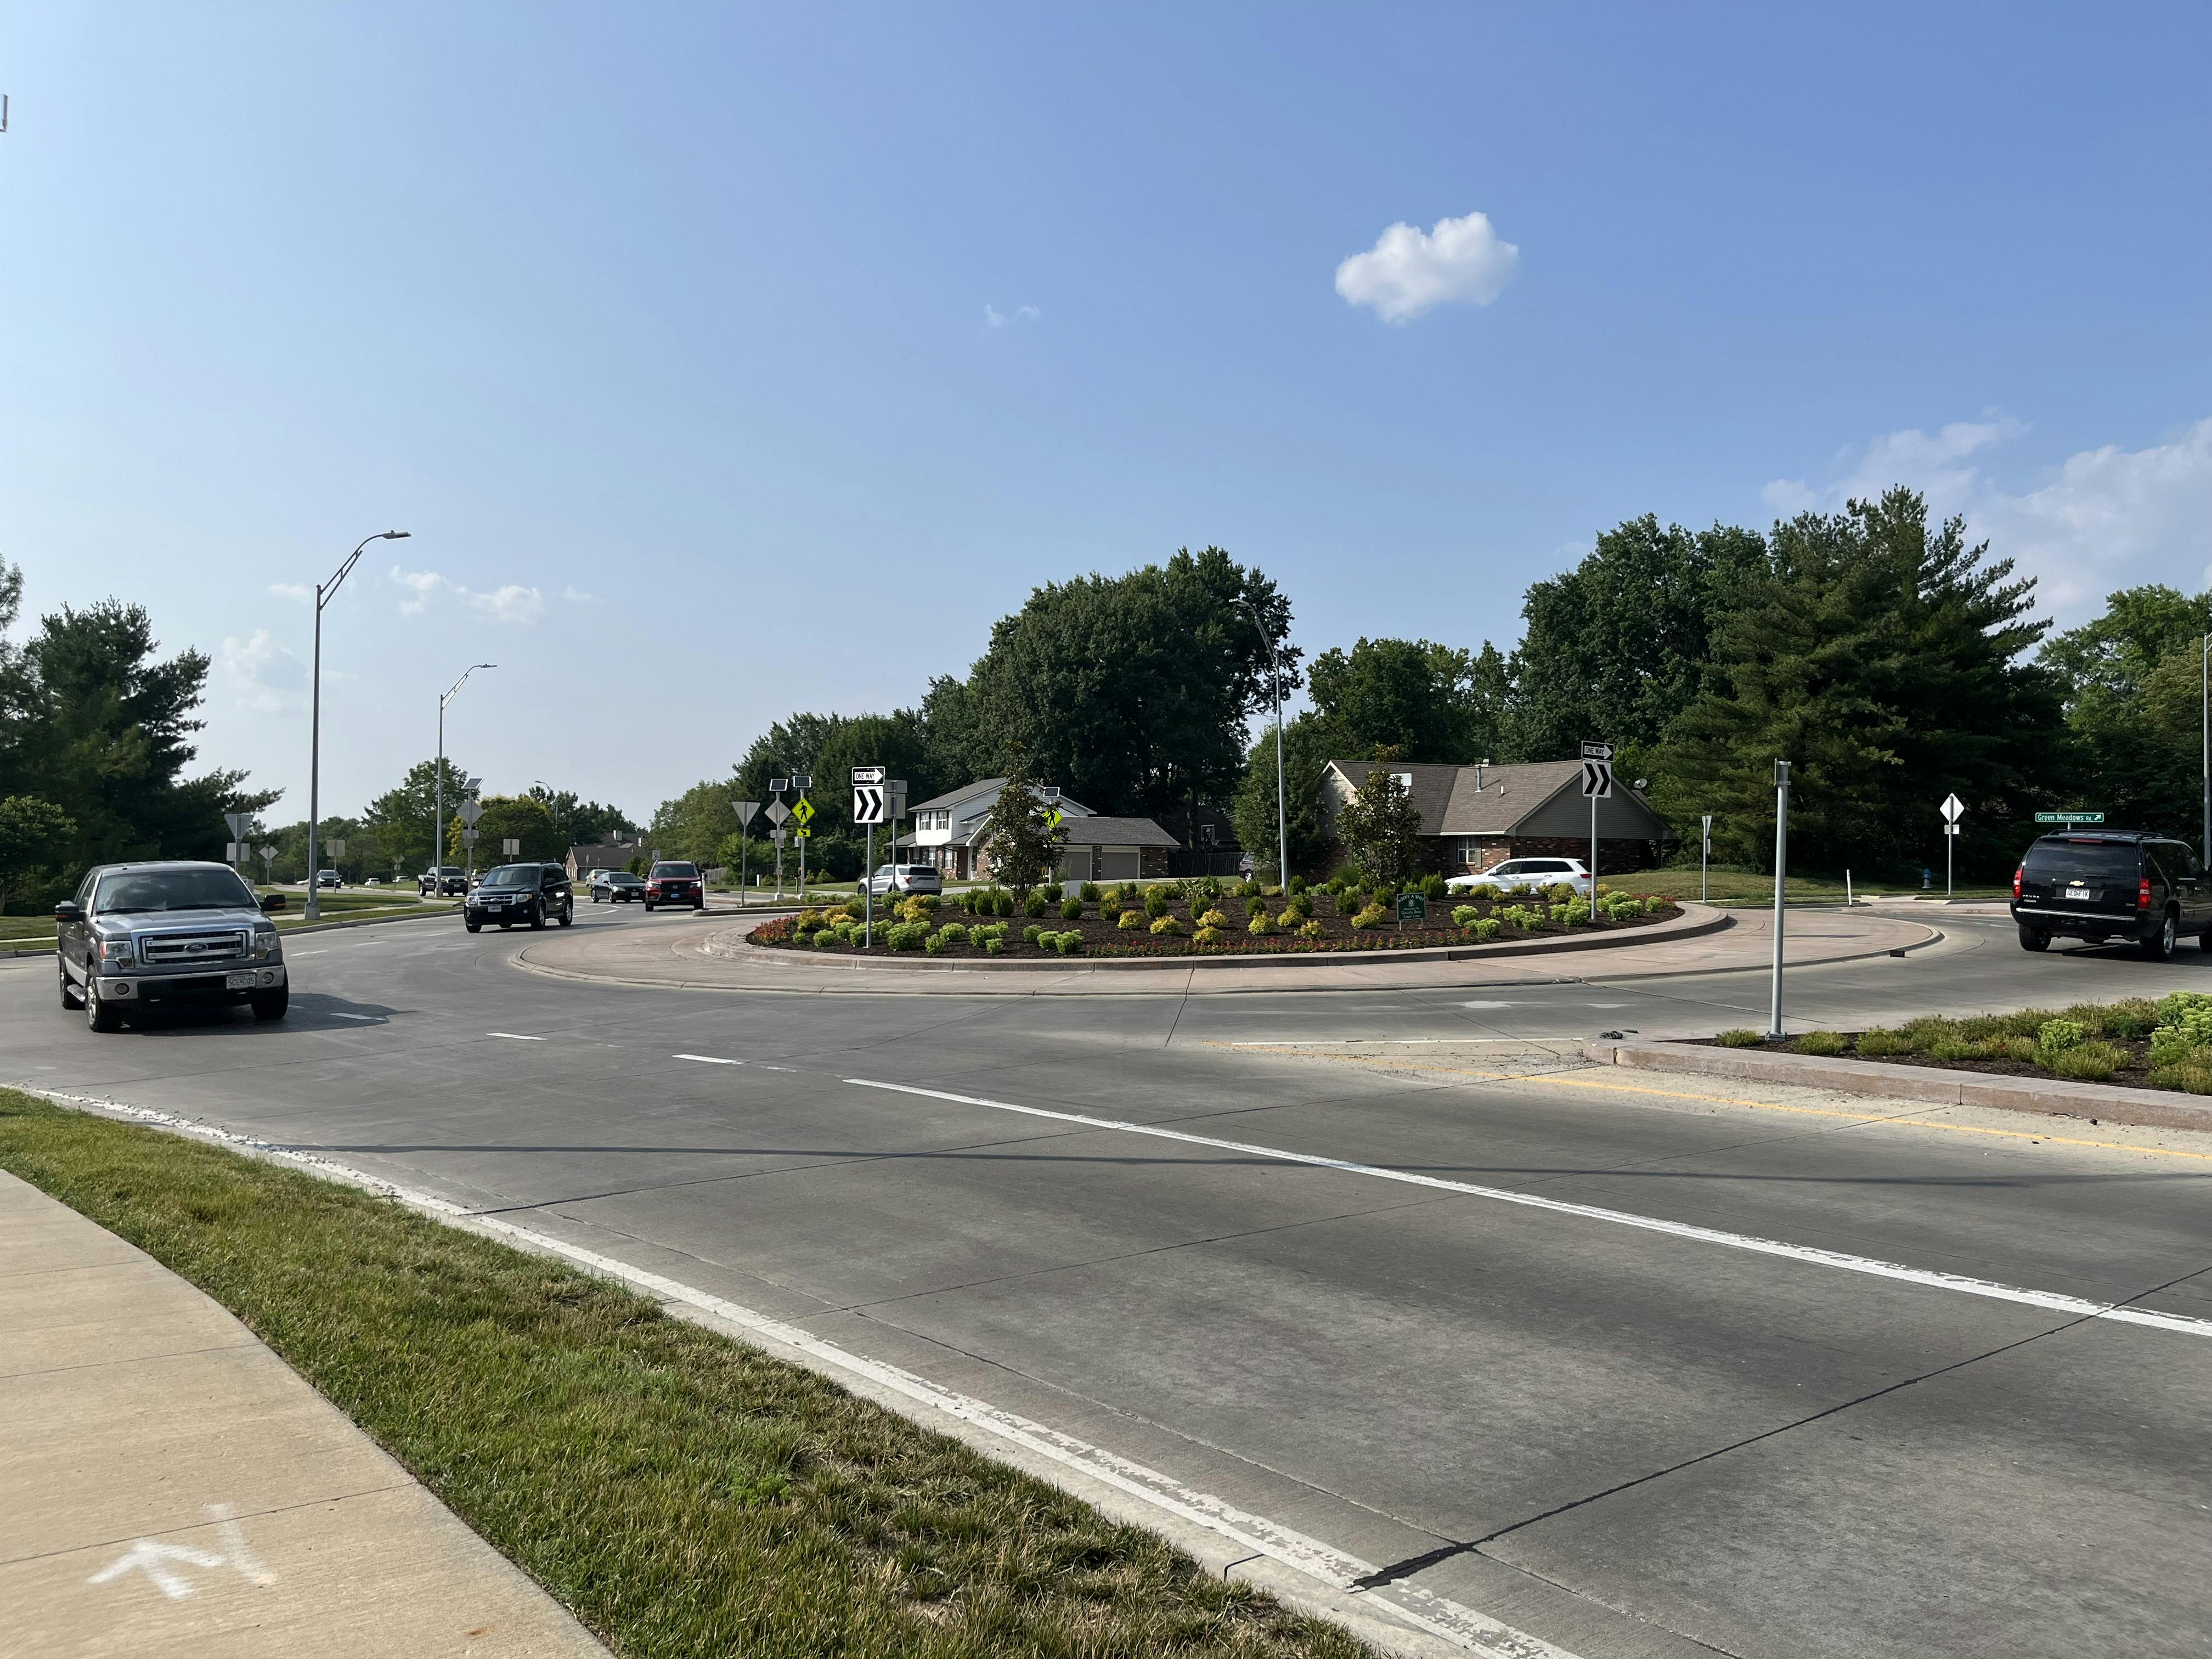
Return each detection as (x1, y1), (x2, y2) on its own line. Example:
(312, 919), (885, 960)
(1318, 759), (1671, 877)
(896, 777), (1179, 882)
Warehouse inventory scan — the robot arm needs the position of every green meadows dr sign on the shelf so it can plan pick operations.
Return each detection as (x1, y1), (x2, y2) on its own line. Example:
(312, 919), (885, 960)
(2033, 811), (2105, 824)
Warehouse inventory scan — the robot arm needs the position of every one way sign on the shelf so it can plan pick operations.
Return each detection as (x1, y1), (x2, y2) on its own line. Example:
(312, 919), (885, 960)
(1579, 759), (1613, 799)
(853, 785), (887, 825)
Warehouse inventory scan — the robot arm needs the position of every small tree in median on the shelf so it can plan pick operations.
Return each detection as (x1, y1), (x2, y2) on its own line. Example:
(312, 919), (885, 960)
(978, 752), (1065, 893)
(1335, 749), (1424, 888)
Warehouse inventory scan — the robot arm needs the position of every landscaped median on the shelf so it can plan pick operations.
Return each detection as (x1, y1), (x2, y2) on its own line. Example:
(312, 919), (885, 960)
(1588, 994), (2212, 1133)
(0, 1087), (1372, 1659)
(754, 875), (1683, 961)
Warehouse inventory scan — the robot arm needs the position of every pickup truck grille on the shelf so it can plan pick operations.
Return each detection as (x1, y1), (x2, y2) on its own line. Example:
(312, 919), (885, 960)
(137, 929), (250, 967)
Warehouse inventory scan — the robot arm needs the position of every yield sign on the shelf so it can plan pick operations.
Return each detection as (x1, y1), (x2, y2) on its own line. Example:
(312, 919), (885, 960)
(1579, 760), (1612, 799)
(853, 785), (886, 825)
(1940, 793), (1965, 823)
(764, 800), (790, 826)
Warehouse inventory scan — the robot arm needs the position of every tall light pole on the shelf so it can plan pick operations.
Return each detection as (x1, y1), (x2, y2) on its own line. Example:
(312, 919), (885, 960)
(1234, 599), (1288, 888)
(306, 531), (409, 920)
(2199, 633), (2208, 866)
(436, 664), (496, 886)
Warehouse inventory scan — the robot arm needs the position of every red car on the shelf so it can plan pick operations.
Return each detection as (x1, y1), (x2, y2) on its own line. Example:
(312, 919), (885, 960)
(644, 861), (706, 911)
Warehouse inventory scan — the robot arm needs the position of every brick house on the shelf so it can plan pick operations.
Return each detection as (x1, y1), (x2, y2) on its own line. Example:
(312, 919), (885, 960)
(897, 778), (1178, 882)
(565, 834), (651, 882)
(1317, 759), (1671, 877)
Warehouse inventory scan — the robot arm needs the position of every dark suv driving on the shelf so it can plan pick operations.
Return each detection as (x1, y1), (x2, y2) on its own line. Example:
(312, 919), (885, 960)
(463, 863), (573, 932)
(2011, 832), (2211, 958)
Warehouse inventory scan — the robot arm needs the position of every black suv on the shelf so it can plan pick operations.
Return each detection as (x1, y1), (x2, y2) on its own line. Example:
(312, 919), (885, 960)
(463, 863), (573, 932)
(420, 865), (469, 896)
(2011, 832), (2211, 958)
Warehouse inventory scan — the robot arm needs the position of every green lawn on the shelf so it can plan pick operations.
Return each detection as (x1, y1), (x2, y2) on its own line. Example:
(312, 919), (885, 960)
(0, 1089), (1370, 1659)
(1, 890), (453, 953)
(1623, 866), (2010, 905)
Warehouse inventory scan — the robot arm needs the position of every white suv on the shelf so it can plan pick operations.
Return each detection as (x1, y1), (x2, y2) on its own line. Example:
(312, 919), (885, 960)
(866, 864), (943, 896)
(1447, 856), (1592, 897)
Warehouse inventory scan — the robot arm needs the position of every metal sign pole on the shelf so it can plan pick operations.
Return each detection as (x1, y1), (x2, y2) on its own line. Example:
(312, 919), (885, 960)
(1701, 814), (1712, 904)
(1768, 761), (1790, 1041)
(865, 824), (873, 947)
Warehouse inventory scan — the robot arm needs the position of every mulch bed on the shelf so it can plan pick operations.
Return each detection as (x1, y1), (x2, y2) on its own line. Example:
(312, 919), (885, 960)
(753, 890), (1683, 960)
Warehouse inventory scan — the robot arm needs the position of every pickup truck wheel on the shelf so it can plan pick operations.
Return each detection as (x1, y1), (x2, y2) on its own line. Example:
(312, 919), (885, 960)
(250, 987), (289, 1022)
(59, 958), (83, 1008)
(2143, 911), (2177, 962)
(2017, 925), (2049, 952)
(85, 979), (121, 1033)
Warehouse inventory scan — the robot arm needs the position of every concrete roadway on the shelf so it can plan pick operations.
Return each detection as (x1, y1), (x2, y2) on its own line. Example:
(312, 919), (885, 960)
(5, 905), (2209, 1659)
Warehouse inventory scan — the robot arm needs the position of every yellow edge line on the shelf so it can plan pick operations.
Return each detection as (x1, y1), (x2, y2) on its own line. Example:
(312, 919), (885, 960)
(1216, 1043), (2212, 1163)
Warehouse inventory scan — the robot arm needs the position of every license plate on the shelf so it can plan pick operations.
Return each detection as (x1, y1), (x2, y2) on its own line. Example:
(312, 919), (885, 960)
(2066, 885), (2092, 900)
(225, 971), (254, 989)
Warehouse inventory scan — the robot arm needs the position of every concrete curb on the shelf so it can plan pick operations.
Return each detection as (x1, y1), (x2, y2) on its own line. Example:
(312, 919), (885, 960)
(717, 902), (1735, 974)
(1584, 1037), (2212, 1134)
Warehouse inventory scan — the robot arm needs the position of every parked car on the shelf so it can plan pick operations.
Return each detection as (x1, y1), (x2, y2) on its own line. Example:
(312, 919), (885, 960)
(2011, 832), (2210, 958)
(463, 863), (573, 933)
(866, 864), (943, 896)
(590, 870), (647, 903)
(55, 861), (290, 1031)
(314, 868), (342, 889)
(644, 861), (705, 911)
(1446, 856), (1593, 898)
(419, 865), (468, 896)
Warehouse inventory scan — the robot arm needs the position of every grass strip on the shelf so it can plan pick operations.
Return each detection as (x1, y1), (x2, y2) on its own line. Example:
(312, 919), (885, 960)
(0, 1089), (1368, 1659)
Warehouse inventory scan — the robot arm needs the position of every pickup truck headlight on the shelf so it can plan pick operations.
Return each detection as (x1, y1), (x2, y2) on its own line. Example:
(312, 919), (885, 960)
(97, 936), (133, 967)
(251, 927), (278, 960)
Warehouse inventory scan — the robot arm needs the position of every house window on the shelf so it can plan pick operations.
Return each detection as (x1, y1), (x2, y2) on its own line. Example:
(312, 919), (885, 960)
(1200, 823), (1217, 845)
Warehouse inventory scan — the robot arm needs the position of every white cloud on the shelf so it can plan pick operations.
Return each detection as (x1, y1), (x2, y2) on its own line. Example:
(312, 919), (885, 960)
(562, 585), (597, 605)
(1335, 211), (1520, 324)
(219, 629), (306, 715)
(1760, 415), (2212, 615)
(390, 567), (544, 624)
(267, 582), (312, 604)
(984, 303), (1041, 329)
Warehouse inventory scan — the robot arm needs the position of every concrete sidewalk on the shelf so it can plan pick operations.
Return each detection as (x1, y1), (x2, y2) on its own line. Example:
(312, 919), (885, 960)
(0, 1170), (611, 1658)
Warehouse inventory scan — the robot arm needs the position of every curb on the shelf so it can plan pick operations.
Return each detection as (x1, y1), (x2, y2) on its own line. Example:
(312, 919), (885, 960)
(1584, 1037), (2212, 1134)
(716, 903), (1735, 974)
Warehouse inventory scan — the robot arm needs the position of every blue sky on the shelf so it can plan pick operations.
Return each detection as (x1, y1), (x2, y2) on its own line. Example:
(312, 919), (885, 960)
(4, 3), (2209, 824)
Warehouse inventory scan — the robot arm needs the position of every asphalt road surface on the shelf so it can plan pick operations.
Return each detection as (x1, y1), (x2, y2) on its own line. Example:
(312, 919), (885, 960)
(8, 905), (2209, 1659)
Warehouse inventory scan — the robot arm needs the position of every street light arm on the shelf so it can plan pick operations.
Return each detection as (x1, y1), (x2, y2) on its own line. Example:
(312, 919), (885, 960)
(320, 530), (409, 608)
(442, 662), (497, 708)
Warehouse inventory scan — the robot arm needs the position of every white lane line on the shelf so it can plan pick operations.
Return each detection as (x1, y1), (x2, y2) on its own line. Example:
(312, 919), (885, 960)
(845, 1079), (2212, 1342)
(328, 1013), (378, 1022)
(673, 1053), (743, 1065)
(486, 1032), (545, 1041)
(25, 1086), (1567, 1659)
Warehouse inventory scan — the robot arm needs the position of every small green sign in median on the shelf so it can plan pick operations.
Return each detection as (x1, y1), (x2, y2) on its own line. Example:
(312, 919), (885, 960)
(2034, 811), (2104, 824)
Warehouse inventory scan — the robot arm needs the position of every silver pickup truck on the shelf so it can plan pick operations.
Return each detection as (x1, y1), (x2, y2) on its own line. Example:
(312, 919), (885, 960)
(55, 861), (290, 1032)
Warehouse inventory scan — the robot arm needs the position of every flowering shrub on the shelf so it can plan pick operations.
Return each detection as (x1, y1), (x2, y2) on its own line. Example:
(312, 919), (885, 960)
(1149, 915), (1183, 935)
(1248, 912), (1275, 934)
(1298, 919), (1327, 941)
(1350, 904), (1387, 930)
(1118, 910), (1144, 929)
(1194, 925), (1223, 946)
(1197, 909), (1231, 929)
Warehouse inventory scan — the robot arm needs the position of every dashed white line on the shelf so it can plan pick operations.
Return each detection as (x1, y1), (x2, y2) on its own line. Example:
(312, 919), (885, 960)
(328, 1013), (378, 1022)
(486, 1032), (545, 1041)
(673, 1053), (743, 1065)
(843, 1077), (2212, 1341)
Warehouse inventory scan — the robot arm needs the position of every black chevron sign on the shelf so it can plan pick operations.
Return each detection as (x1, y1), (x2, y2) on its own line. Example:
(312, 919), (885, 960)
(853, 785), (888, 825)
(1579, 759), (1613, 799)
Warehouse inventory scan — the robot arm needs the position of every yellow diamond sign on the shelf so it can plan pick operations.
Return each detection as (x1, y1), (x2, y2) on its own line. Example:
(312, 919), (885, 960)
(791, 797), (815, 827)
(1043, 807), (1063, 830)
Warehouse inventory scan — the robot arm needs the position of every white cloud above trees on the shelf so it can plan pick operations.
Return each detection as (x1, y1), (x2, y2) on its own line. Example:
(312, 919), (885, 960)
(1335, 211), (1520, 324)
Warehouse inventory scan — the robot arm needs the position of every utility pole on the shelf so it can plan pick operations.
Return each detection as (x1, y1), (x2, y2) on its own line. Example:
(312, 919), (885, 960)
(1767, 761), (1790, 1041)
(1234, 599), (1288, 887)
(436, 664), (495, 889)
(306, 531), (409, 919)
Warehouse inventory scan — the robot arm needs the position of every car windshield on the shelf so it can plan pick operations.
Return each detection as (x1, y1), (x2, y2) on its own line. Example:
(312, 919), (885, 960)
(2023, 842), (2138, 882)
(482, 865), (540, 888)
(652, 863), (696, 877)
(610, 872), (641, 883)
(95, 868), (257, 915)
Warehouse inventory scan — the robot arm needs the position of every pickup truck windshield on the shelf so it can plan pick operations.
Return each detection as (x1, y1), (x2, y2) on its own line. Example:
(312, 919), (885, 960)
(95, 868), (257, 915)
(2023, 843), (2138, 882)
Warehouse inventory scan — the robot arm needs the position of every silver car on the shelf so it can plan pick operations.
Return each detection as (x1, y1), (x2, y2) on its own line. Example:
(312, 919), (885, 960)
(866, 863), (943, 896)
(55, 861), (290, 1032)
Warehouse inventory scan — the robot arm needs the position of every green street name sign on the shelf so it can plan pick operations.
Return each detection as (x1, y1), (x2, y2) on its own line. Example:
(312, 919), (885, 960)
(2034, 811), (2104, 823)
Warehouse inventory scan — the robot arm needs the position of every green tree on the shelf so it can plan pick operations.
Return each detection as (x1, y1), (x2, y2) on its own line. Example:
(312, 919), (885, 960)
(0, 795), (75, 912)
(363, 759), (472, 877)
(977, 752), (1064, 891)
(1652, 489), (2064, 880)
(649, 779), (742, 866)
(2039, 585), (2211, 836)
(1331, 751), (1426, 885)
(526, 786), (637, 848)
(1507, 516), (1768, 765)
(1230, 715), (1333, 879)
(960, 547), (1297, 816)
(1306, 637), (1506, 763)
(455, 795), (561, 864)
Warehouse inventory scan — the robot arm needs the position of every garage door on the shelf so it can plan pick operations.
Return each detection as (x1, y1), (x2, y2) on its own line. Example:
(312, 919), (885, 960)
(1098, 849), (1141, 881)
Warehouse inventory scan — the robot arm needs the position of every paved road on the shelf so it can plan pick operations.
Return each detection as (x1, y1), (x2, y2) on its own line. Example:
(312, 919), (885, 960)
(7, 906), (2209, 1658)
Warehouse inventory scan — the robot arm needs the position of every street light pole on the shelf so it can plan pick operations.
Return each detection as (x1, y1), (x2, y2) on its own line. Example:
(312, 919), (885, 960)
(2199, 633), (2208, 866)
(1767, 760), (1790, 1041)
(1234, 600), (1288, 888)
(436, 664), (496, 889)
(306, 531), (408, 920)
